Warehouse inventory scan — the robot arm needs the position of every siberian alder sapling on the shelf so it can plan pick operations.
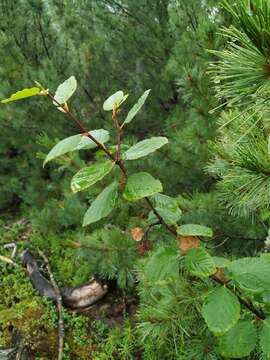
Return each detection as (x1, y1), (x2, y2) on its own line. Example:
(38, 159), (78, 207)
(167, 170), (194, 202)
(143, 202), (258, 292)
(2, 72), (270, 358)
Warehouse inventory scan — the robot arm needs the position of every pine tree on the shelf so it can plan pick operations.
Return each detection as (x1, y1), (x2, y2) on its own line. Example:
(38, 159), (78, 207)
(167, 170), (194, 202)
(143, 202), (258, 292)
(208, 0), (270, 225)
(153, 0), (226, 192)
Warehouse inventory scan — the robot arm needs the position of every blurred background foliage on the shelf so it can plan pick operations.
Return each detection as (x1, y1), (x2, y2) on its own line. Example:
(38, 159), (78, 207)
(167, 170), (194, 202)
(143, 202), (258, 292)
(0, 0), (224, 216)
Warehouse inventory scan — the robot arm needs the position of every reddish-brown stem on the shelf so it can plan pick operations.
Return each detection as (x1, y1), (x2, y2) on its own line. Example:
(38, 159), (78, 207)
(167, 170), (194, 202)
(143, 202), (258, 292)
(145, 197), (177, 236)
(112, 111), (122, 163)
(47, 94), (116, 163)
(117, 123), (122, 161)
(112, 113), (127, 180)
(116, 159), (128, 180)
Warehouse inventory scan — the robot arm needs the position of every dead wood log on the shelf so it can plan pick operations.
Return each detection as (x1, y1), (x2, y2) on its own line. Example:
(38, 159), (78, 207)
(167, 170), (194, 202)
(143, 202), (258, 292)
(20, 250), (108, 309)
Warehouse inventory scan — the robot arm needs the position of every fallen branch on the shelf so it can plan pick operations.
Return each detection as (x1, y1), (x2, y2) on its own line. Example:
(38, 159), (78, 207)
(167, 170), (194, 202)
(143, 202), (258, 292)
(38, 250), (64, 360)
(21, 250), (108, 309)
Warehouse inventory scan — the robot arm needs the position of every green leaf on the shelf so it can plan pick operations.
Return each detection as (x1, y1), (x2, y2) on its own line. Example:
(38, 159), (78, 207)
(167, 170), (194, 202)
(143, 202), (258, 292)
(1, 87), (40, 103)
(123, 172), (162, 202)
(71, 161), (115, 193)
(202, 287), (240, 335)
(83, 181), (118, 226)
(177, 224), (213, 237)
(185, 248), (216, 278)
(75, 130), (109, 150)
(43, 129), (109, 166)
(54, 76), (77, 105)
(103, 91), (126, 111)
(219, 321), (257, 358)
(213, 257), (231, 268)
(261, 253), (270, 262)
(227, 257), (270, 293)
(123, 137), (168, 160)
(123, 89), (151, 125)
(147, 193), (182, 225)
(260, 318), (270, 355)
(151, 193), (180, 210)
(143, 246), (179, 283)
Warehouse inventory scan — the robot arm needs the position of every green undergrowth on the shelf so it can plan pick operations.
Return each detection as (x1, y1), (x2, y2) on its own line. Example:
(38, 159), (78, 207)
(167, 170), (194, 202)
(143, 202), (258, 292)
(0, 219), (214, 359)
(0, 257), (139, 359)
(0, 188), (266, 359)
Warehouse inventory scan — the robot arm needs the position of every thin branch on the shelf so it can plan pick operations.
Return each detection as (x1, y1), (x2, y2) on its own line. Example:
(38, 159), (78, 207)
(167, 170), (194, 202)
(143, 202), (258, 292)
(145, 197), (177, 236)
(38, 250), (64, 360)
(115, 118), (122, 162)
(112, 112), (127, 179)
(212, 274), (265, 320)
(143, 221), (161, 239)
(38, 17), (50, 59)
(47, 94), (116, 162)
(208, 237), (229, 249)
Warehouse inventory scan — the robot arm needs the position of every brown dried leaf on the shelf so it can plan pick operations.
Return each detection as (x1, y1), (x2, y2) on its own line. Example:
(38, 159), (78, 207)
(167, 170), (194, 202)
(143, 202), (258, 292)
(131, 227), (144, 242)
(137, 239), (152, 257)
(179, 235), (200, 254)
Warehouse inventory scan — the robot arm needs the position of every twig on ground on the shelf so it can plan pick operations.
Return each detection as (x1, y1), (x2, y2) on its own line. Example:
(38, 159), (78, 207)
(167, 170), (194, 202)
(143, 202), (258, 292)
(38, 250), (64, 360)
